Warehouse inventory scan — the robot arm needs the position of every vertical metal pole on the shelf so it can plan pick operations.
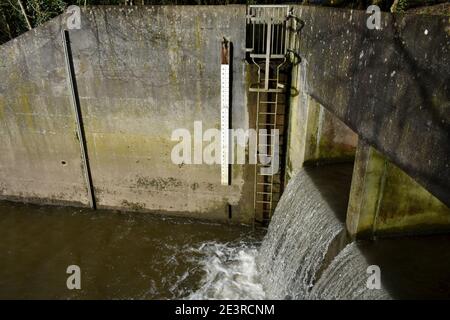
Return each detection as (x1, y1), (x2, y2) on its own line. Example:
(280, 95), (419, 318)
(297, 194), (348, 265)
(62, 30), (96, 209)
(264, 19), (272, 90)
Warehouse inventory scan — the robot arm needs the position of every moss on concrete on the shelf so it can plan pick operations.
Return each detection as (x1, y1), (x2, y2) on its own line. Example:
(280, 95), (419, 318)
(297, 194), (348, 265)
(347, 141), (450, 239)
(304, 97), (357, 165)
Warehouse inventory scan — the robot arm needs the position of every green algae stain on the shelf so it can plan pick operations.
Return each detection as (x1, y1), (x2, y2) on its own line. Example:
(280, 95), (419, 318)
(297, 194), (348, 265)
(19, 95), (34, 129)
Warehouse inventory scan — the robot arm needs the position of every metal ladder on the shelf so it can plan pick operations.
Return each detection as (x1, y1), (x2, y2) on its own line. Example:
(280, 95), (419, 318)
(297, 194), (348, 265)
(253, 62), (288, 223)
(246, 5), (292, 224)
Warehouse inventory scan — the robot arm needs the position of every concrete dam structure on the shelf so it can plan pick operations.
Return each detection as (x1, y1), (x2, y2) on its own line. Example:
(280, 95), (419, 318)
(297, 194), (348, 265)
(0, 4), (449, 300)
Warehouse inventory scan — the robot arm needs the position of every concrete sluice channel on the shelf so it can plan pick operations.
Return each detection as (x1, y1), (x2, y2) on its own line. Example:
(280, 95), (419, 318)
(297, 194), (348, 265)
(1, 3), (449, 300)
(2, 163), (448, 299)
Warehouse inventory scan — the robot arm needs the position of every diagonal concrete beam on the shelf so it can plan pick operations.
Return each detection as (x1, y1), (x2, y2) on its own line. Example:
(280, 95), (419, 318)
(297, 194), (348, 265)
(292, 5), (449, 206)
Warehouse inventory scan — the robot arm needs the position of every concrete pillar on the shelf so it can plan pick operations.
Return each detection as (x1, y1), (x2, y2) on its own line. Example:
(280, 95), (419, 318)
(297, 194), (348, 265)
(347, 140), (450, 239)
(303, 98), (357, 166)
(285, 92), (358, 181)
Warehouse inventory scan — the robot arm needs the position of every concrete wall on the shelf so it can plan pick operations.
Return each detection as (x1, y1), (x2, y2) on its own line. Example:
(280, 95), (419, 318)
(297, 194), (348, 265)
(285, 5), (449, 238)
(286, 84), (357, 181)
(0, 6), (253, 222)
(347, 140), (450, 239)
(291, 5), (450, 207)
(0, 15), (88, 207)
(303, 97), (357, 165)
(1, 4), (449, 226)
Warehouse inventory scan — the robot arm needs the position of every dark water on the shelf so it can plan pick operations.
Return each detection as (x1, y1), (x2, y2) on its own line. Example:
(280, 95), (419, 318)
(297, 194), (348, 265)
(2, 164), (449, 300)
(0, 201), (264, 299)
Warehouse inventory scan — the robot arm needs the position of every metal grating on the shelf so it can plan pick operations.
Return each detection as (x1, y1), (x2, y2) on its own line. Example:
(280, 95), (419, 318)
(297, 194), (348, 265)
(246, 5), (290, 58)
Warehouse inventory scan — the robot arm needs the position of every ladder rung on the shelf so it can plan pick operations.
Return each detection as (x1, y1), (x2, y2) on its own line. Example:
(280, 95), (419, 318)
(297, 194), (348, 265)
(258, 123), (276, 126)
(259, 113), (285, 116)
(257, 181), (280, 186)
(256, 201), (272, 204)
(250, 54), (286, 59)
(249, 88), (285, 93)
(257, 166), (274, 170)
(257, 192), (272, 195)
(260, 101), (277, 104)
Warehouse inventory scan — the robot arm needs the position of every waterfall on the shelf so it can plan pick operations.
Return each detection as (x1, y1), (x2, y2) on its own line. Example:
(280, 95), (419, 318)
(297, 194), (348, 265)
(257, 164), (352, 299)
(308, 242), (391, 300)
(257, 164), (450, 300)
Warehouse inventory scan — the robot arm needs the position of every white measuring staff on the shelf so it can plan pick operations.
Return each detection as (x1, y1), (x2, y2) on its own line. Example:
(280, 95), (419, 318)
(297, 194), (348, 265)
(221, 40), (230, 185)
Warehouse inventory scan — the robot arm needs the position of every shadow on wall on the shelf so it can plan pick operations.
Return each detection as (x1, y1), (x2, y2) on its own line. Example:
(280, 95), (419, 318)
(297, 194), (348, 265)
(296, 5), (449, 206)
(304, 164), (354, 224)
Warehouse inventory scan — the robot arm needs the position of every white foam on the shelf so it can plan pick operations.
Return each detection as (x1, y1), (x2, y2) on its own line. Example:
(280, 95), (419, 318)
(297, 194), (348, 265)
(185, 241), (266, 300)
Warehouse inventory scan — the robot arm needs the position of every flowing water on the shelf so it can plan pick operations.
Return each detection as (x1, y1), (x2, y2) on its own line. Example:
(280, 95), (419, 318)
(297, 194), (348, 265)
(308, 242), (391, 300)
(0, 164), (357, 300)
(0, 201), (265, 299)
(309, 236), (450, 300)
(186, 242), (265, 299)
(257, 164), (353, 299)
(2, 163), (449, 299)
(257, 164), (450, 299)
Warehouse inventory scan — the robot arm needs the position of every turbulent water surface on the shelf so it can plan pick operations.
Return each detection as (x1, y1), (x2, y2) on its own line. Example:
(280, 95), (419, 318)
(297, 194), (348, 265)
(258, 164), (353, 299)
(0, 201), (264, 299)
(2, 162), (449, 300)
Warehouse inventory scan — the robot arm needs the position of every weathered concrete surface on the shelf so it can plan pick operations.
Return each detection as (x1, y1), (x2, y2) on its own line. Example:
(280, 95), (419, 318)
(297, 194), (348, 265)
(347, 140), (450, 239)
(0, 6), (253, 222)
(285, 92), (357, 181)
(292, 5), (450, 206)
(303, 97), (357, 165)
(70, 6), (251, 221)
(0, 15), (89, 206)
